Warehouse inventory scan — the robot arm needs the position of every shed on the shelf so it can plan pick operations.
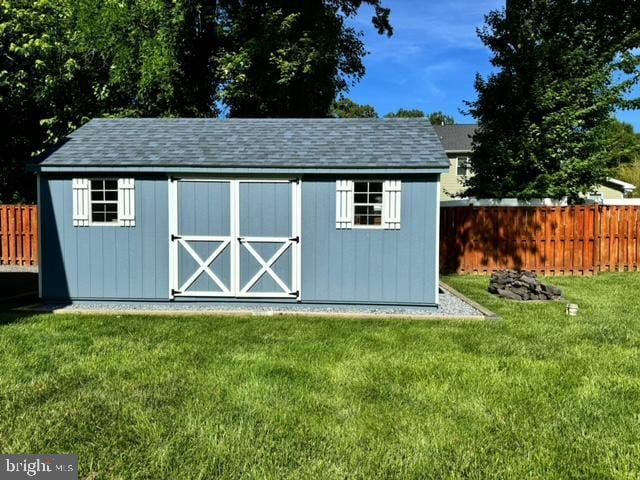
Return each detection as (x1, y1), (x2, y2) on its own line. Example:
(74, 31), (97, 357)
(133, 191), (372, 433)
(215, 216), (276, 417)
(33, 118), (449, 308)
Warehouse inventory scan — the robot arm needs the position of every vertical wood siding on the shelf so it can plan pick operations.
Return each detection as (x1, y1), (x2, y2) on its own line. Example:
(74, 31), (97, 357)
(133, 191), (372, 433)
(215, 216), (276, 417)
(301, 177), (439, 305)
(40, 177), (168, 299)
(39, 175), (440, 305)
(0, 205), (39, 267)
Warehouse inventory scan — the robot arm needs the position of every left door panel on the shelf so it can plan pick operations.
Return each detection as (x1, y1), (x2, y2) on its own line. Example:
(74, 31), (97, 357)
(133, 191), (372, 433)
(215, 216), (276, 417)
(172, 180), (233, 297)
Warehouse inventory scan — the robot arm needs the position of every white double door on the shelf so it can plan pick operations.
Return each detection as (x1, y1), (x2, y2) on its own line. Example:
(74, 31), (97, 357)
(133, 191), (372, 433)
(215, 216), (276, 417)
(170, 178), (301, 299)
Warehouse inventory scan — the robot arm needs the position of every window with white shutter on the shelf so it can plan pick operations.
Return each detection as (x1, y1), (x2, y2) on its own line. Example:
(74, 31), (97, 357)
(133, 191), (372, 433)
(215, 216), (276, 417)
(335, 180), (354, 229)
(117, 178), (136, 227)
(72, 178), (90, 227)
(73, 178), (136, 227)
(336, 179), (402, 230)
(382, 180), (401, 229)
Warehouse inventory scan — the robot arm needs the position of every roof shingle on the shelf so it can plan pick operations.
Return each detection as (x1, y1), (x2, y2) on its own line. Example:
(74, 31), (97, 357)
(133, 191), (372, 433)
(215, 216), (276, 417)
(38, 118), (449, 169)
(432, 124), (477, 152)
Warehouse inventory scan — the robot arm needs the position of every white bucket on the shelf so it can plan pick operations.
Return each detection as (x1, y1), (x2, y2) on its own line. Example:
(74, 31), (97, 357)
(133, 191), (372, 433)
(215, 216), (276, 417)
(566, 303), (579, 316)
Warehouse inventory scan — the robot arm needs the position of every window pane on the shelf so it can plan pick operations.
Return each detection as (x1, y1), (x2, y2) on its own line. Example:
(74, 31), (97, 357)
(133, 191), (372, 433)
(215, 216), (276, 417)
(369, 182), (383, 192)
(91, 191), (104, 201)
(354, 215), (367, 225)
(354, 193), (368, 203)
(105, 211), (118, 223)
(105, 191), (118, 201)
(457, 157), (470, 176)
(105, 180), (118, 190)
(355, 205), (369, 215)
(354, 182), (367, 193)
(92, 211), (104, 222)
(91, 180), (104, 190)
(369, 193), (383, 204)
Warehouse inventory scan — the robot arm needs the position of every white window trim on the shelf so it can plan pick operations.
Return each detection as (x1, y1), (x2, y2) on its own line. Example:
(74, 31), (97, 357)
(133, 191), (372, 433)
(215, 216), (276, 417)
(88, 178), (120, 226)
(335, 179), (401, 230)
(352, 180), (385, 229)
(456, 156), (471, 177)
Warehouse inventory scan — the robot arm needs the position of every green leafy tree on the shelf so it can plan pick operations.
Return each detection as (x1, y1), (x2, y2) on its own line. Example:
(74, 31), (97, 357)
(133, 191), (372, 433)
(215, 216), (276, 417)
(465, 0), (640, 200)
(218, 1), (392, 117)
(385, 108), (425, 118)
(602, 120), (640, 168)
(0, 0), (220, 201)
(330, 98), (378, 118)
(1, 0), (392, 201)
(427, 111), (455, 125)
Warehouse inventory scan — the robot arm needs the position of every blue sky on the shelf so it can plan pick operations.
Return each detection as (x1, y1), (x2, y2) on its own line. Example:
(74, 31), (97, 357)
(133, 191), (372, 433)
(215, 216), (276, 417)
(348, 1), (640, 130)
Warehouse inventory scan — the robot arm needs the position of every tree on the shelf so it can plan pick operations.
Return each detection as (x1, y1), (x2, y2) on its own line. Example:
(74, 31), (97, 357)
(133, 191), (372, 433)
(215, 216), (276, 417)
(218, 1), (392, 117)
(465, 0), (640, 200)
(330, 98), (378, 118)
(602, 120), (640, 168)
(427, 111), (455, 125)
(0, 0), (220, 201)
(385, 108), (425, 118)
(0, 0), (392, 201)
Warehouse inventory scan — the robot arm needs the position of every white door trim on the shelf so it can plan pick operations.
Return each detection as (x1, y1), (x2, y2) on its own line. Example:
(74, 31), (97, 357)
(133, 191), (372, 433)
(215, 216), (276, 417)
(170, 178), (301, 300)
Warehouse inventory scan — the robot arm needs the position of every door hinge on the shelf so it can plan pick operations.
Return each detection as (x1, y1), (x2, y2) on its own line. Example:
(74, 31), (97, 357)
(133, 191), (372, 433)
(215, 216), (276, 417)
(171, 288), (182, 296)
(290, 236), (300, 243)
(171, 234), (182, 241)
(290, 290), (299, 297)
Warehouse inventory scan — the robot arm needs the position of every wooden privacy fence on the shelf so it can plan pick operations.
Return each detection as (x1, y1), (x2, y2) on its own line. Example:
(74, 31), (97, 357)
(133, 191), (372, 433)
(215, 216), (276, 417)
(440, 205), (640, 275)
(0, 205), (39, 268)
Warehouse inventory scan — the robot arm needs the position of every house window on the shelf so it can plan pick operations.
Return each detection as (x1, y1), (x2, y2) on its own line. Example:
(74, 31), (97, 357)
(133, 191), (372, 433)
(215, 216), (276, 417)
(90, 179), (119, 224)
(456, 157), (470, 177)
(353, 181), (383, 226)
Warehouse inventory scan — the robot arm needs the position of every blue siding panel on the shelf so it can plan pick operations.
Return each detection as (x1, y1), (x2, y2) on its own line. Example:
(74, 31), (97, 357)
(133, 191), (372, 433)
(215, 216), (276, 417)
(41, 177), (169, 300)
(41, 174), (438, 305)
(300, 177), (438, 305)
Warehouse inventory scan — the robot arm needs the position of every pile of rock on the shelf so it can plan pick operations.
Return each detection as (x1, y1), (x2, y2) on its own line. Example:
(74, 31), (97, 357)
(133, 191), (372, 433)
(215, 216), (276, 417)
(488, 270), (562, 301)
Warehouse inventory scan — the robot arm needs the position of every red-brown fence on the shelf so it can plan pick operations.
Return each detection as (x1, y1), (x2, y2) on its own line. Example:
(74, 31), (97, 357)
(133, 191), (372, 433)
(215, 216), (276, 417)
(2, 204), (640, 275)
(440, 205), (640, 275)
(0, 205), (39, 268)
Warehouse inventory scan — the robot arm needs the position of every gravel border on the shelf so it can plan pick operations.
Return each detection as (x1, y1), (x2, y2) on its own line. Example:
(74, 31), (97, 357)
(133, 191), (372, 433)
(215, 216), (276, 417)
(24, 286), (488, 319)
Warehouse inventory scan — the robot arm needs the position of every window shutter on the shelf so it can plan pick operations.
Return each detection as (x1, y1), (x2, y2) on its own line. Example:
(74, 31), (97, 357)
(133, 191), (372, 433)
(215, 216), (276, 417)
(118, 178), (136, 227)
(335, 180), (354, 229)
(383, 180), (401, 229)
(72, 178), (90, 227)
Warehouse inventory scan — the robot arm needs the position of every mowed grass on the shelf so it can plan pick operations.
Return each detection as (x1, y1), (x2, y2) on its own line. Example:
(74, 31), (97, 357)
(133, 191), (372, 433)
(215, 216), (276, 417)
(1, 274), (639, 479)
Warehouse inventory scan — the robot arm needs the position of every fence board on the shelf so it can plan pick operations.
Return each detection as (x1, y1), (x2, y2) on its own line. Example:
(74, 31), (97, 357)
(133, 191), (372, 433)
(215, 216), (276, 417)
(440, 205), (640, 275)
(0, 205), (39, 267)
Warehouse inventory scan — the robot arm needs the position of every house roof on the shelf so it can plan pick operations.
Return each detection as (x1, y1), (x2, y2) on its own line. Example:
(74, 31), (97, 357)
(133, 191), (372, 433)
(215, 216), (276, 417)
(35, 118), (450, 171)
(433, 124), (477, 152)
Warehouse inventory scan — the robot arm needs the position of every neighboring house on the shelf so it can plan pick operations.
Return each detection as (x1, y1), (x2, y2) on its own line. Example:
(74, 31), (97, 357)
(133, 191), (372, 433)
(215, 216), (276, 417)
(433, 124), (636, 200)
(33, 118), (449, 308)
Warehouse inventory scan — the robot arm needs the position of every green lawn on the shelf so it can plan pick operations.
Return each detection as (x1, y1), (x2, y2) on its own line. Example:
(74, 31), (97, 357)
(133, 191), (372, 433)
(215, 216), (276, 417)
(1, 274), (639, 479)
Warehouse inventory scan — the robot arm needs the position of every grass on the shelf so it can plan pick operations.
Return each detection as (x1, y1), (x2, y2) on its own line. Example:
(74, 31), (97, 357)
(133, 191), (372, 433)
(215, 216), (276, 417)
(1, 274), (639, 479)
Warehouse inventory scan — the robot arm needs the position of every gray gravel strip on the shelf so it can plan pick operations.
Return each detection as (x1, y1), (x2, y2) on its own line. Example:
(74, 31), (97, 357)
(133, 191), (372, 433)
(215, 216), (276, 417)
(28, 288), (486, 319)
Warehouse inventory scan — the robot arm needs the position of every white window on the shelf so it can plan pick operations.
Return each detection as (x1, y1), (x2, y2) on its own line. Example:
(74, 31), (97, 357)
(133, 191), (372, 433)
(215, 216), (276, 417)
(336, 180), (401, 230)
(354, 181), (383, 226)
(90, 179), (119, 224)
(73, 177), (135, 227)
(456, 156), (470, 177)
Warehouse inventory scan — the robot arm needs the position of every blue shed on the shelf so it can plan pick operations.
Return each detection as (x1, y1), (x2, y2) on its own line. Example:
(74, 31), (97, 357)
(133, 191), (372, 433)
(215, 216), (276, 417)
(34, 118), (449, 308)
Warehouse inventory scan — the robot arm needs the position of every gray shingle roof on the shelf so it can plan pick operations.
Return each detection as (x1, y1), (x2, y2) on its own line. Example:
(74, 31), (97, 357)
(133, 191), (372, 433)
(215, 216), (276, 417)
(432, 124), (477, 152)
(38, 118), (449, 169)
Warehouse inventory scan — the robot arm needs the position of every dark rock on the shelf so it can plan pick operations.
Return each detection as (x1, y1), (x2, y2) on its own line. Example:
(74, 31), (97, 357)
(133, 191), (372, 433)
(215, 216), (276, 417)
(497, 289), (522, 300)
(520, 275), (537, 287)
(546, 285), (562, 296)
(488, 269), (562, 301)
